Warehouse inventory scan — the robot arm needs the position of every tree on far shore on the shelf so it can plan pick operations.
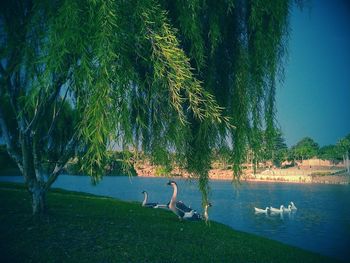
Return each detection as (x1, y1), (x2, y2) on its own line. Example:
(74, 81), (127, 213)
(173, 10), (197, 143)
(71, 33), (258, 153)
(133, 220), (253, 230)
(291, 137), (319, 162)
(270, 130), (289, 167)
(337, 134), (350, 173)
(318, 145), (342, 164)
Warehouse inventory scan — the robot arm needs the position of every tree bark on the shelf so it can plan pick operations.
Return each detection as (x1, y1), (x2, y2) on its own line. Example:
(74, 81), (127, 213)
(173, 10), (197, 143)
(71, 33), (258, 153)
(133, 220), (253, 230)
(30, 182), (47, 215)
(20, 129), (47, 215)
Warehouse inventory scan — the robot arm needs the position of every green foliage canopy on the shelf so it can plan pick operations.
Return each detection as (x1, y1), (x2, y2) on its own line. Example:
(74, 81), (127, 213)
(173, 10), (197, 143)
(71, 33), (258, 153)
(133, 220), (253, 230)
(0, 0), (301, 212)
(337, 134), (350, 155)
(159, 0), (297, 186)
(292, 137), (319, 161)
(318, 145), (342, 162)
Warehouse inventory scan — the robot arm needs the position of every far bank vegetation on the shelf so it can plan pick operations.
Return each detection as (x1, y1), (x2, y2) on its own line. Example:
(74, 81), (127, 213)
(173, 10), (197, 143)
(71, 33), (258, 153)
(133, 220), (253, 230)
(1, 133), (349, 180)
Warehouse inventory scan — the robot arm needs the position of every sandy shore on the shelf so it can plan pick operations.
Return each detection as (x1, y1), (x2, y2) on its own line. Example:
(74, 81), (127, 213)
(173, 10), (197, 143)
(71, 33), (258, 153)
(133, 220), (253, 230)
(135, 161), (349, 185)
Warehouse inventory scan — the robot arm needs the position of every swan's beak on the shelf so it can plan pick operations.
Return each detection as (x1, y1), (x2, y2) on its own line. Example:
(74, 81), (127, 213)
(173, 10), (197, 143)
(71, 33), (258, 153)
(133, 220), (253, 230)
(166, 181), (171, 185)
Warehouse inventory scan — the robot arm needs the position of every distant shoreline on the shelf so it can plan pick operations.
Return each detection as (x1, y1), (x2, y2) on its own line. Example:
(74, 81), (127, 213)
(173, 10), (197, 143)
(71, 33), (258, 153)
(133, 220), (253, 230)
(135, 164), (350, 185)
(136, 173), (350, 185)
(1, 167), (348, 185)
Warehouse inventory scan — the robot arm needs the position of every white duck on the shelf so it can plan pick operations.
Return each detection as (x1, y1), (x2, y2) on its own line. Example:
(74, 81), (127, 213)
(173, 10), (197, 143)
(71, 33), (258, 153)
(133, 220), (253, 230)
(290, 201), (297, 210)
(283, 204), (292, 212)
(167, 180), (201, 220)
(270, 205), (284, 213)
(254, 207), (269, 214)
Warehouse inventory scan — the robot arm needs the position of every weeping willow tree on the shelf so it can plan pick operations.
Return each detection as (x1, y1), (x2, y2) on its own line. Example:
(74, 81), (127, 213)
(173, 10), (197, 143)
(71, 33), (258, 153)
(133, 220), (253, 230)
(159, 0), (303, 195)
(0, 0), (301, 214)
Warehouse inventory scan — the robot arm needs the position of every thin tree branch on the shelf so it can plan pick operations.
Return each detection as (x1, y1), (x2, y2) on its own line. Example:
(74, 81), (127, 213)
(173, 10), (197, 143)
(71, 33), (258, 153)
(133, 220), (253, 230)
(44, 85), (70, 141)
(23, 85), (45, 133)
(44, 134), (78, 190)
(24, 75), (67, 134)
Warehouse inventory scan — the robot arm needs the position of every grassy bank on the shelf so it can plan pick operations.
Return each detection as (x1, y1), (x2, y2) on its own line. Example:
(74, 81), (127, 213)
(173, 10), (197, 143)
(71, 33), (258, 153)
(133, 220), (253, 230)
(0, 183), (337, 262)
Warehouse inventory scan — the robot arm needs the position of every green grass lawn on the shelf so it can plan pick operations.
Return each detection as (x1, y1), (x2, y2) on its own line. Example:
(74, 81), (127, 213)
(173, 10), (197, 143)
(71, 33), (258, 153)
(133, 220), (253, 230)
(0, 182), (338, 262)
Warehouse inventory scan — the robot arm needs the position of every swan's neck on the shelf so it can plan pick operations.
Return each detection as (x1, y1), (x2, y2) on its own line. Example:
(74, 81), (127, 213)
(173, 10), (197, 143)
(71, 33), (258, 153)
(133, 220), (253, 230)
(170, 184), (177, 206)
(142, 192), (148, 206)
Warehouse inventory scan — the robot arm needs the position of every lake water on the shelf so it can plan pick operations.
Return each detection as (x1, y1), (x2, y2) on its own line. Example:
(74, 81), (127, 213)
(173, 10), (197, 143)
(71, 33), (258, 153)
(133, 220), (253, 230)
(1, 175), (349, 261)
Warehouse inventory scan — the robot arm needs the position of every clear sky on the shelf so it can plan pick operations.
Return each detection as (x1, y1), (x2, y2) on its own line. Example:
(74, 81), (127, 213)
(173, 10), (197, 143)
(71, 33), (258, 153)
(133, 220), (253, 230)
(276, 0), (350, 147)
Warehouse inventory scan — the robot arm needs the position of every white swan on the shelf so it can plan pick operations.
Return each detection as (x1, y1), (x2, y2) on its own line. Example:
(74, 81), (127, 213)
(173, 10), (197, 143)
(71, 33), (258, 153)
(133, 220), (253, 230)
(290, 201), (297, 210)
(254, 207), (269, 213)
(141, 191), (158, 208)
(142, 191), (168, 209)
(283, 204), (292, 212)
(270, 205), (284, 213)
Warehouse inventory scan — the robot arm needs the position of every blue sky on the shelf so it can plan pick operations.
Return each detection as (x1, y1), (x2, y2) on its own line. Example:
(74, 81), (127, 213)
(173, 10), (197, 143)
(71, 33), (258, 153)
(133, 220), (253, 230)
(276, 0), (350, 147)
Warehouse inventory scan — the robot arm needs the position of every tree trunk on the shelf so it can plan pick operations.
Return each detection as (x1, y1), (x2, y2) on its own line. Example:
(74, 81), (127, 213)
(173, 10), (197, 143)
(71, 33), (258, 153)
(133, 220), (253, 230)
(30, 183), (47, 215)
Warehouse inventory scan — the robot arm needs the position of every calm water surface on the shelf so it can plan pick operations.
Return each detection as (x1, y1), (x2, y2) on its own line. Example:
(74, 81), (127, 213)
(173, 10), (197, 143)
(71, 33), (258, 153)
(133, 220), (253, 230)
(1, 175), (349, 261)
